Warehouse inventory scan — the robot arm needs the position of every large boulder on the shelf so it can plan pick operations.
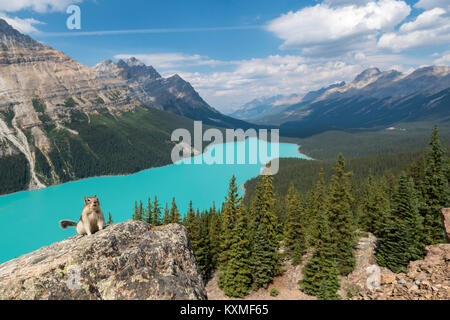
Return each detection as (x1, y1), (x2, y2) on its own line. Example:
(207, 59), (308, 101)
(0, 221), (207, 300)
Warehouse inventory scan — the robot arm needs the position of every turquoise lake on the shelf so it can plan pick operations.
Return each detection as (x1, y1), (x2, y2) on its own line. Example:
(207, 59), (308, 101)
(0, 138), (309, 263)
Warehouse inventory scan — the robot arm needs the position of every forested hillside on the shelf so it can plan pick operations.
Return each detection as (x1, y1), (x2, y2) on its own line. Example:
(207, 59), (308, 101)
(0, 106), (202, 195)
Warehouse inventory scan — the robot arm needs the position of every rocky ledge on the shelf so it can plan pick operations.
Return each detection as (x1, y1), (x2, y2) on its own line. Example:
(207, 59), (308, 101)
(0, 221), (207, 300)
(352, 244), (450, 300)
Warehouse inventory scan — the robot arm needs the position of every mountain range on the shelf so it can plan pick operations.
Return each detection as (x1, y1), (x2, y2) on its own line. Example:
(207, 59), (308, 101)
(236, 66), (450, 137)
(229, 82), (346, 121)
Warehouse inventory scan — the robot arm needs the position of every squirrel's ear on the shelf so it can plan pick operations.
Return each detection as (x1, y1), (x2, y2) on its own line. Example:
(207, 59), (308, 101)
(84, 197), (88, 205)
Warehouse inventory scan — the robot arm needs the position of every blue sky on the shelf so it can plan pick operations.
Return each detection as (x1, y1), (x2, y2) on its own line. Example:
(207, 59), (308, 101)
(0, 0), (449, 111)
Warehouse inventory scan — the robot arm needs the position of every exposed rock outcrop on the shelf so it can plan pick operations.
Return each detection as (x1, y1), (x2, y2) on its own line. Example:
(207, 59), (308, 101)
(352, 244), (450, 300)
(0, 221), (207, 300)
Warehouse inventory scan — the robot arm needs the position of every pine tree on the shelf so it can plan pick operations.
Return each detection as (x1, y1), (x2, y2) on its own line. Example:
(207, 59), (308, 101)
(142, 197), (153, 224)
(420, 125), (448, 244)
(307, 168), (328, 245)
(208, 202), (221, 269)
(283, 184), (306, 265)
(169, 197), (181, 224)
(151, 196), (161, 226)
(407, 154), (426, 187)
(162, 202), (170, 225)
(361, 175), (390, 238)
(218, 175), (241, 288)
(132, 201), (140, 221)
(299, 209), (340, 300)
(327, 154), (356, 275)
(194, 210), (212, 279)
(138, 200), (144, 221)
(377, 173), (425, 273)
(185, 200), (197, 236)
(220, 205), (252, 297)
(249, 174), (281, 289)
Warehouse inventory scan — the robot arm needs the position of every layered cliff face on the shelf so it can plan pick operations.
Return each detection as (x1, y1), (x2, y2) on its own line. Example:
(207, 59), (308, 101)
(0, 19), (138, 128)
(0, 221), (207, 300)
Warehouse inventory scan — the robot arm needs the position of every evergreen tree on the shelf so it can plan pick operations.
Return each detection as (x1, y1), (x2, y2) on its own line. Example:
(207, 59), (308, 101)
(132, 201), (142, 221)
(208, 202), (221, 269)
(151, 196), (161, 226)
(169, 197), (181, 224)
(307, 168), (328, 245)
(299, 209), (340, 300)
(377, 173), (425, 273)
(407, 154), (426, 187)
(143, 197), (153, 224)
(249, 174), (281, 289)
(185, 200), (197, 235)
(194, 210), (212, 279)
(283, 184), (306, 265)
(361, 175), (390, 238)
(420, 126), (448, 244)
(220, 205), (252, 297)
(162, 202), (170, 225)
(138, 200), (144, 221)
(327, 154), (356, 275)
(218, 175), (241, 288)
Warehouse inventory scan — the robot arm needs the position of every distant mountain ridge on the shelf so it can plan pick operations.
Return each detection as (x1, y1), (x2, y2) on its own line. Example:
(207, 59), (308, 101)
(228, 94), (302, 121)
(250, 65), (450, 137)
(230, 82), (346, 122)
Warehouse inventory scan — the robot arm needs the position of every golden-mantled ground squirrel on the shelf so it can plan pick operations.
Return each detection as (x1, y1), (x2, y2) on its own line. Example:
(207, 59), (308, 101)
(59, 195), (105, 235)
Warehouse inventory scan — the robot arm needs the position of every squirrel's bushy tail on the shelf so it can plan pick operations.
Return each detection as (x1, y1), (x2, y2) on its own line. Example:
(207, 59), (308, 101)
(59, 220), (77, 229)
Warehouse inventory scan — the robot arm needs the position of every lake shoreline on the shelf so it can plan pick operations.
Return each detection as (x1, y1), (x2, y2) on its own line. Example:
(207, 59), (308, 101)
(0, 139), (312, 199)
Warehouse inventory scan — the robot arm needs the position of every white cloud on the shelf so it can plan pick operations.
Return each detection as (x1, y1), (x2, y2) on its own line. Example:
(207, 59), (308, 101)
(434, 52), (450, 64)
(149, 50), (432, 112)
(378, 8), (450, 51)
(0, 0), (81, 13)
(171, 55), (363, 111)
(266, 0), (411, 56)
(414, 0), (450, 10)
(0, 12), (43, 33)
(114, 53), (232, 69)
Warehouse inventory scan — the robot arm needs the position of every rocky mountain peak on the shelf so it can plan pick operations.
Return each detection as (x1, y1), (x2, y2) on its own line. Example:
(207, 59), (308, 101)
(93, 58), (119, 75)
(115, 58), (161, 80)
(353, 67), (382, 83)
(0, 18), (41, 48)
(407, 65), (450, 79)
(125, 57), (145, 67)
